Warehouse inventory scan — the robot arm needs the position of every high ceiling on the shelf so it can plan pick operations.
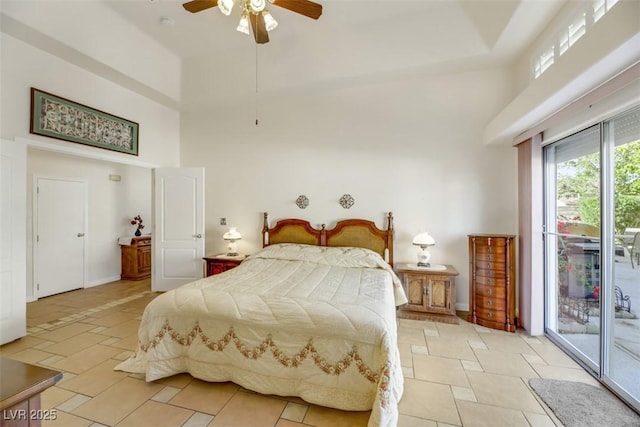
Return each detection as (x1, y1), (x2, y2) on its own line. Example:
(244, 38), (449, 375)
(107, 0), (564, 85)
(105, 0), (563, 62)
(1, 0), (567, 109)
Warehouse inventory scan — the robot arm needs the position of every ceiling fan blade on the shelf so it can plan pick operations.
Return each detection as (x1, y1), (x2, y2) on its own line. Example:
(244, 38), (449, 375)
(183, 0), (219, 13)
(249, 13), (269, 44)
(271, 0), (322, 19)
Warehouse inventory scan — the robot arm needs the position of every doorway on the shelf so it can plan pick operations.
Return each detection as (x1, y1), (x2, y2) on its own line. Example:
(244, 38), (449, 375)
(34, 177), (87, 298)
(543, 107), (640, 412)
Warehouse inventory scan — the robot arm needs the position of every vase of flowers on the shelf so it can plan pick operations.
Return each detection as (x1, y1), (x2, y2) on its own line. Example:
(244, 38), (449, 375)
(131, 215), (144, 236)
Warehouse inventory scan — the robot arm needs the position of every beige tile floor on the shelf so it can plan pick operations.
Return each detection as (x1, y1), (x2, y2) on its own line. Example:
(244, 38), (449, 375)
(0, 279), (604, 426)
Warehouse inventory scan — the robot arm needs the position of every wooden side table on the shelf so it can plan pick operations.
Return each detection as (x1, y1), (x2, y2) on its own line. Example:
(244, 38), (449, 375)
(395, 263), (460, 324)
(1, 357), (62, 426)
(119, 236), (152, 281)
(203, 254), (247, 277)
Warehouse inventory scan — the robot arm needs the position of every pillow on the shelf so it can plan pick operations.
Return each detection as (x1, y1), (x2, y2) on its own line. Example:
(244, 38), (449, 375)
(252, 243), (386, 268)
(251, 244), (408, 306)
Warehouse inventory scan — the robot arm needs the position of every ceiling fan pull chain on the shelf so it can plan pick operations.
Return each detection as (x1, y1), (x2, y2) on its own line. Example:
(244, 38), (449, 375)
(255, 43), (259, 126)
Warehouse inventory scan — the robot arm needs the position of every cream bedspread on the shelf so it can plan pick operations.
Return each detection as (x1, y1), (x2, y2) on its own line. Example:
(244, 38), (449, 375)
(115, 244), (407, 427)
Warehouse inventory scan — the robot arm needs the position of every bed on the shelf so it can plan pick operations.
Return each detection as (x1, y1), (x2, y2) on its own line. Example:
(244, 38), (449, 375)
(115, 212), (407, 427)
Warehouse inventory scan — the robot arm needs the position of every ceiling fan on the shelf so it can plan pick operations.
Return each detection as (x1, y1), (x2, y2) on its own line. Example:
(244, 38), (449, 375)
(182, 0), (323, 44)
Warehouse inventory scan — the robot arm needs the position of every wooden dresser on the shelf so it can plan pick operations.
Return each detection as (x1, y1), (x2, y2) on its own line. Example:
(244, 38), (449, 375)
(467, 234), (517, 332)
(120, 236), (152, 281)
(395, 264), (460, 324)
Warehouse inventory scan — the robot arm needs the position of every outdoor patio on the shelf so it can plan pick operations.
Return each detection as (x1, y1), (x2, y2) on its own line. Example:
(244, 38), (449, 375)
(558, 248), (640, 398)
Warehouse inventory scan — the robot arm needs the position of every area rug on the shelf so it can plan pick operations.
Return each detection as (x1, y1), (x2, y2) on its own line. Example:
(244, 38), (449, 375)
(529, 378), (640, 427)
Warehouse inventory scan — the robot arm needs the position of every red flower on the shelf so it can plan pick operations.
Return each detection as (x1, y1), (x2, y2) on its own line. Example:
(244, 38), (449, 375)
(131, 215), (144, 230)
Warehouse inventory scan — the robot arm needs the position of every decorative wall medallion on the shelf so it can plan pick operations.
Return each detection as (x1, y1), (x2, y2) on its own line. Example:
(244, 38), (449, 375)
(339, 194), (355, 209)
(296, 195), (309, 209)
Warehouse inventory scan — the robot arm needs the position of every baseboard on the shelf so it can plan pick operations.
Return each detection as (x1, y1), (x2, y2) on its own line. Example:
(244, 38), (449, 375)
(86, 275), (121, 288)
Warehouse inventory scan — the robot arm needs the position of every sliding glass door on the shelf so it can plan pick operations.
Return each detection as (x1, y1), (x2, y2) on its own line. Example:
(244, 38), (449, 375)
(544, 108), (640, 412)
(545, 125), (601, 369)
(607, 109), (640, 402)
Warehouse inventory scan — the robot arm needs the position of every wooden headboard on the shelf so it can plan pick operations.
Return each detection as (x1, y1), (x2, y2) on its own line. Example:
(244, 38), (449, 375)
(262, 212), (394, 264)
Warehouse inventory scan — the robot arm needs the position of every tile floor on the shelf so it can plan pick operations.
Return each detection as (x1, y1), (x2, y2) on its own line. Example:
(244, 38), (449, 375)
(0, 279), (606, 426)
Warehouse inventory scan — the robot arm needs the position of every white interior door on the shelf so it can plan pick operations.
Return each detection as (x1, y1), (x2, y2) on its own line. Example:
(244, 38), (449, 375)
(0, 139), (26, 345)
(35, 177), (86, 298)
(153, 167), (205, 292)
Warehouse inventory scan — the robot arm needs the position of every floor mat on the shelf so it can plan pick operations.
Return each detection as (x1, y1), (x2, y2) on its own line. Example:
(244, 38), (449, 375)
(529, 378), (640, 427)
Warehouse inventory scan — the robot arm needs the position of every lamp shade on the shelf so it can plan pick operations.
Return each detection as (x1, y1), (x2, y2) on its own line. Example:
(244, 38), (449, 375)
(223, 227), (242, 241)
(412, 232), (435, 268)
(223, 227), (241, 256)
(412, 232), (435, 246)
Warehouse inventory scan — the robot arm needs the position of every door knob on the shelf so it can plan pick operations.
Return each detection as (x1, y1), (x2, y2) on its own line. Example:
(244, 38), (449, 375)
(193, 234), (203, 238)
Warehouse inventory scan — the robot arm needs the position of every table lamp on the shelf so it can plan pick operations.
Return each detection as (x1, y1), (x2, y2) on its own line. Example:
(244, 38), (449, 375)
(223, 227), (242, 256)
(413, 232), (435, 267)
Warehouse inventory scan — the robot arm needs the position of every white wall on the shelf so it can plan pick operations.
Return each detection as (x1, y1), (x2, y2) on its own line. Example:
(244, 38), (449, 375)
(181, 66), (519, 310)
(1, 33), (180, 298)
(486, 0), (640, 146)
(0, 33), (181, 167)
(1, 3), (520, 312)
(26, 149), (152, 297)
(0, 1), (181, 103)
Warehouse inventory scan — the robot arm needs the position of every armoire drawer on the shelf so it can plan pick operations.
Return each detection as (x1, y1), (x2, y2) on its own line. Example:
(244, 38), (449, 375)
(475, 276), (507, 287)
(476, 307), (507, 324)
(476, 284), (506, 298)
(473, 237), (508, 247)
(476, 295), (506, 311)
(474, 268), (507, 279)
(474, 260), (506, 270)
(475, 252), (506, 262)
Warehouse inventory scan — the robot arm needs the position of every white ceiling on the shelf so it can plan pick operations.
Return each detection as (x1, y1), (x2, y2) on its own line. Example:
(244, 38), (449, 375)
(105, 0), (562, 60)
(1, 0), (568, 110)
(102, 0), (565, 96)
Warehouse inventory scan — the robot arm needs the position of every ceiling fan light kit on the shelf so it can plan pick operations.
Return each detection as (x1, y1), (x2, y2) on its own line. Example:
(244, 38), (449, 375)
(183, 0), (322, 44)
(237, 10), (250, 34)
(263, 11), (278, 31)
(218, 0), (234, 15)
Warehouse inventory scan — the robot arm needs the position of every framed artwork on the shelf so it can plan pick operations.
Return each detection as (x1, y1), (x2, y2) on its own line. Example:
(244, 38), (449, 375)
(30, 88), (139, 155)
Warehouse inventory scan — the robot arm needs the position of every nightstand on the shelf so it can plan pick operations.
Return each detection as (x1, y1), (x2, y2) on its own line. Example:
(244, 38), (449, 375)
(203, 254), (247, 277)
(395, 263), (459, 324)
(120, 236), (152, 281)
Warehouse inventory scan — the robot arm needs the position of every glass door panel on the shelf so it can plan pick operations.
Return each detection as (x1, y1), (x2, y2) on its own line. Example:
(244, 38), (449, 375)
(545, 124), (601, 369)
(608, 108), (640, 405)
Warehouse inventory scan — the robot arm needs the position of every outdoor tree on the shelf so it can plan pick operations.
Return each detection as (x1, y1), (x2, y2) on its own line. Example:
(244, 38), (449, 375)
(557, 140), (640, 233)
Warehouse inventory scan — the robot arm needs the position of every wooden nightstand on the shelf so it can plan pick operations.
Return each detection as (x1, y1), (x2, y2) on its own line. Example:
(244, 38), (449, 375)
(120, 236), (152, 281)
(203, 254), (247, 277)
(395, 263), (459, 324)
